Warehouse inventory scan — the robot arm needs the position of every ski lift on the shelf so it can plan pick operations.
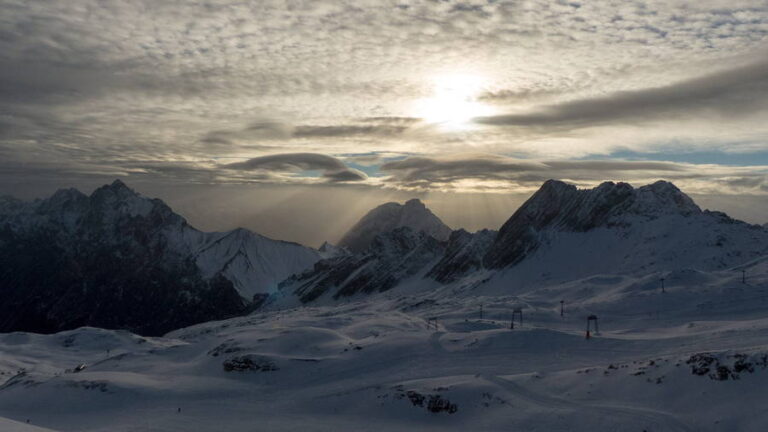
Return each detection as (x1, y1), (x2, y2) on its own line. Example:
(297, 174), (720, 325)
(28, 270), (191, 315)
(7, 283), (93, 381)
(586, 315), (599, 339)
(510, 308), (523, 329)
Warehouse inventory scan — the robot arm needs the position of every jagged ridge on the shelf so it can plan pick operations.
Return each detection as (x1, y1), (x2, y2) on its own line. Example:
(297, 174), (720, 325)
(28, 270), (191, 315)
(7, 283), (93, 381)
(484, 180), (701, 269)
(0, 180), (320, 335)
(282, 227), (446, 303)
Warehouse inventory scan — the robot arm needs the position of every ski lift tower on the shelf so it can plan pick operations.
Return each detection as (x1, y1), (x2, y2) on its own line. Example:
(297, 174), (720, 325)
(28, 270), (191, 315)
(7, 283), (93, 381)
(510, 308), (523, 329)
(586, 315), (599, 339)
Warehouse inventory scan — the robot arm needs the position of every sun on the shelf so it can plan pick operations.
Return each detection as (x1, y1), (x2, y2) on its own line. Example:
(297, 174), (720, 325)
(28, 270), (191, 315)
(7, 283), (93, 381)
(412, 74), (495, 130)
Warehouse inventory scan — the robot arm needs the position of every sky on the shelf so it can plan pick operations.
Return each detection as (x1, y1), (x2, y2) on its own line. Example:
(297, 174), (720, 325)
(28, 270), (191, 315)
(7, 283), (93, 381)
(2, 0), (768, 246)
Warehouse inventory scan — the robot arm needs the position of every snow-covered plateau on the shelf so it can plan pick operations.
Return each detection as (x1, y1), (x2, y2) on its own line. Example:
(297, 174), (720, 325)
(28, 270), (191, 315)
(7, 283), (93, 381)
(3, 264), (768, 431)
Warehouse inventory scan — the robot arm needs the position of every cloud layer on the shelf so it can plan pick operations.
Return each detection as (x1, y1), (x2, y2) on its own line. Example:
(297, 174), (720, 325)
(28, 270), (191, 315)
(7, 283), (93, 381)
(381, 154), (768, 194)
(2, 0), (768, 240)
(475, 57), (768, 129)
(222, 153), (367, 183)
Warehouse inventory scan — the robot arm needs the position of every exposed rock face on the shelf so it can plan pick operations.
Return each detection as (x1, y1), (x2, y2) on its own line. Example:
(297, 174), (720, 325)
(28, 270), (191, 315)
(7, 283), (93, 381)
(427, 229), (497, 283)
(283, 227), (446, 303)
(276, 179), (768, 306)
(222, 355), (279, 372)
(0, 180), (319, 336)
(338, 198), (451, 253)
(483, 180), (702, 269)
(317, 241), (349, 259)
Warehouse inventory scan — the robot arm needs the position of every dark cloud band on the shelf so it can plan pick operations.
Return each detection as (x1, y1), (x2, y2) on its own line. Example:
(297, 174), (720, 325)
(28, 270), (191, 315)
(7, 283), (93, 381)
(380, 154), (768, 192)
(223, 152), (367, 183)
(475, 58), (768, 129)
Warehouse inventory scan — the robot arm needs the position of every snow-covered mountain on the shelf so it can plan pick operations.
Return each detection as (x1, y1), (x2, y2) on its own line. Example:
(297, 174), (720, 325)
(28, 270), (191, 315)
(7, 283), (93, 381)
(280, 227), (446, 304)
(427, 228), (497, 283)
(6, 179), (768, 431)
(481, 180), (768, 286)
(276, 180), (768, 307)
(4, 178), (767, 331)
(0, 180), (320, 335)
(337, 198), (452, 253)
(484, 179), (700, 269)
(192, 228), (320, 300)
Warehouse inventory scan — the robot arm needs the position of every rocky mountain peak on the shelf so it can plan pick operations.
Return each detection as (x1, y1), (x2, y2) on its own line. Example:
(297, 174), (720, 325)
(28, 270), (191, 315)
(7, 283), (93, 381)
(90, 178), (139, 201)
(50, 187), (88, 201)
(318, 241), (348, 259)
(93, 179), (138, 196)
(337, 198), (451, 253)
(40, 188), (88, 211)
(0, 179), (322, 335)
(484, 179), (703, 269)
(84, 179), (180, 225)
(632, 180), (700, 216)
(404, 198), (426, 208)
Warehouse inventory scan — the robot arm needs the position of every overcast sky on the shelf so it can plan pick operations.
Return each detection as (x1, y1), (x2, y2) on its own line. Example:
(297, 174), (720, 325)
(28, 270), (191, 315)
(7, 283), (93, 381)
(2, 0), (768, 246)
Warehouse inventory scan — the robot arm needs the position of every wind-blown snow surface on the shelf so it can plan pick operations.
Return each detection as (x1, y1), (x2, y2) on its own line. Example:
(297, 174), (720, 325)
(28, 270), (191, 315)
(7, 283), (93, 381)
(5, 260), (768, 431)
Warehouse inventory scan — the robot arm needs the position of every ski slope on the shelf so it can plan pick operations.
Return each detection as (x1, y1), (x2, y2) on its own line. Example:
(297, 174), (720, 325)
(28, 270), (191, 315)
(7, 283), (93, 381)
(3, 260), (768, 431)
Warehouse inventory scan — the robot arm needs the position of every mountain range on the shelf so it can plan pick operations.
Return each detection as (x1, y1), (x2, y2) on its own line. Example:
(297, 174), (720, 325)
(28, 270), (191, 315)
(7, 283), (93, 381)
(2, 178), (767, 335)
(0, 180), (319, 335)
(276, 180), (768, 306)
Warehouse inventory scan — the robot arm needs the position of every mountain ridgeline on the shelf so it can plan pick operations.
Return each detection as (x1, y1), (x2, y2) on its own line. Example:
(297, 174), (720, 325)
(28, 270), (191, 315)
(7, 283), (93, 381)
(2, 179), (767, 334)
(337, 198), (452, 253)
(483, 179), (701, 269)
(0, 180), (320, 336)
(276, 179), (768, 306)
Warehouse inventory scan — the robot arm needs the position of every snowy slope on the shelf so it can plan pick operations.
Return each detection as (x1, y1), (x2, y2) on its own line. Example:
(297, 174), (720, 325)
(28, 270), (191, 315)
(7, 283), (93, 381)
(476, 181), (768, 289)
(338, 198), (452, 252)
(276, 180), (768, 308)
(278, 227), (445, 305)
(5, 178), (768, 430)
(192, 228), (320, 299)
(5, 258), (768, 431)
(486, 180), (714, 269)
(0, 418), (59, 432)
(476, 210), (768, 292)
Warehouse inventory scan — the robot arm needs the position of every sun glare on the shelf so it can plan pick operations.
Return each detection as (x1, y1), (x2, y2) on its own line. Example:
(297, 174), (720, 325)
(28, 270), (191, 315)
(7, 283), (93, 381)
(412, 74), (495, 130)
